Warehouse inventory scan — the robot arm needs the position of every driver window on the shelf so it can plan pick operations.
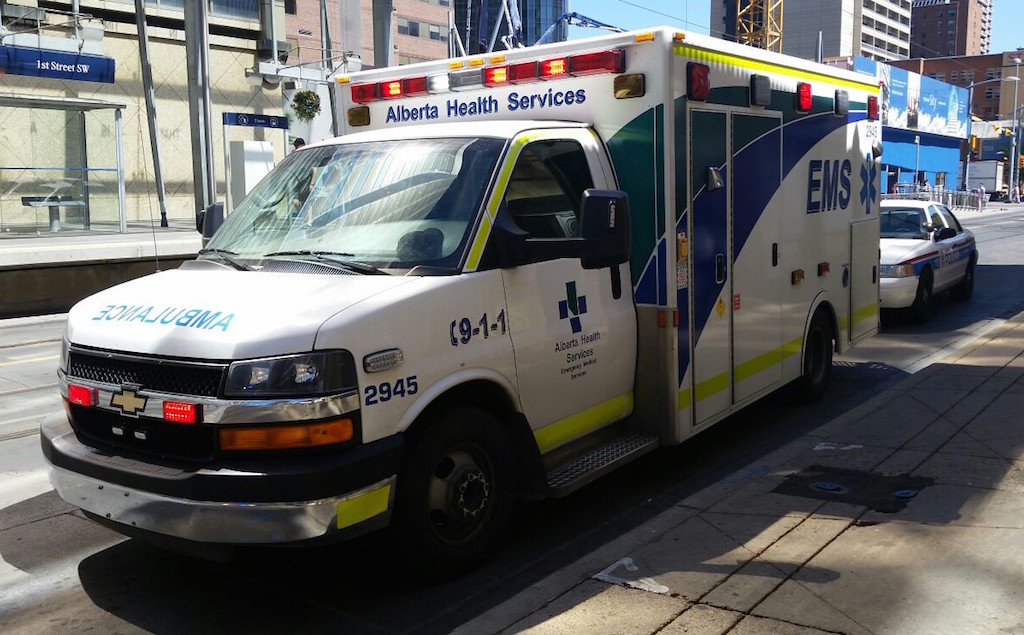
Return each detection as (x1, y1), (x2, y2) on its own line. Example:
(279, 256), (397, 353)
(938, 206), (963, 233)
(504, 140), (594, 238)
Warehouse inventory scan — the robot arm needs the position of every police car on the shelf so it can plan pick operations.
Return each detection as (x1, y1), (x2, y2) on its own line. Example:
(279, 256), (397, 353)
(879, 199), (978, 322)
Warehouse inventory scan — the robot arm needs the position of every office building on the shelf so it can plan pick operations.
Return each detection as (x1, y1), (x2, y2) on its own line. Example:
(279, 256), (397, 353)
(910, 0), (992, 58)
(710, 0), (911, 62)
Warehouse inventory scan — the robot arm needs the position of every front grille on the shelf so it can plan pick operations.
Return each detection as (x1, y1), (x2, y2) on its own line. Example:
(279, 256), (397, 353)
(69, 350), (225, 397)
(70, 404), (217, 462)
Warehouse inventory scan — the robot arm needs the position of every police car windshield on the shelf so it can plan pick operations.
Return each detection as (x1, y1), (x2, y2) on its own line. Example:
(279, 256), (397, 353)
(880, 208), (928, 240)
(203, 137), (505, 270)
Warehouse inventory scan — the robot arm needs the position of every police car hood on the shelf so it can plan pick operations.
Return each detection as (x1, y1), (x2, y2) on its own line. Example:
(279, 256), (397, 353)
(880, 238), (933, 265)
(67, 267), (418, 359)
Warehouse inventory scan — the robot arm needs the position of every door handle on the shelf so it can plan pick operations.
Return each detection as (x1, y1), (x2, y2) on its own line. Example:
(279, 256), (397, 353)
(772, 243), (779, 267)
(715, 253), (726, 284)
(872, 265), (877, 284)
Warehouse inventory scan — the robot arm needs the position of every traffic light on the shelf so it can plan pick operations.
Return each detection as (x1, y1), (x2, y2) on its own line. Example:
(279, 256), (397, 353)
(1019, 155), (1023, 169)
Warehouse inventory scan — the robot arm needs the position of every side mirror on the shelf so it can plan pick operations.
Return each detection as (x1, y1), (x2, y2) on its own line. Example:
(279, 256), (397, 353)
(935, 227), (956, 241)
(197, 202), (224, 246)
(580, 189), (630, 270)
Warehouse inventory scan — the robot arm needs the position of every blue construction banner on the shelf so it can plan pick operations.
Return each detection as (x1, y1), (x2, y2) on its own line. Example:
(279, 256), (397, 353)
(222, 112), (289, 129)
(854, 56), (968, 139)
(0, 44), (115, 83)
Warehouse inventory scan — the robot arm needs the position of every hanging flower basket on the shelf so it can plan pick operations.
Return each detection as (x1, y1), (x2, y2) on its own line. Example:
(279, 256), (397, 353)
(292, 90), (321, 122)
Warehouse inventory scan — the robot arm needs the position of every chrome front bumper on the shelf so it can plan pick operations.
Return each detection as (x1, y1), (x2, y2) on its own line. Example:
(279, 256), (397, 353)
(41, 412), (403, 545)
(48, 464), (394, 544)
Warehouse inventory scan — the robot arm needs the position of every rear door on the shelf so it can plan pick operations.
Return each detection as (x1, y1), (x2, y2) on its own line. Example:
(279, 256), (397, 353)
(850, 217), (880, 342)
(689, 108), (731, 426)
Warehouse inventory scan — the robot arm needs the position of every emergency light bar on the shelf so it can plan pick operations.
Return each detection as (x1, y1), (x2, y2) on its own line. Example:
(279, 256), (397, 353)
(348, 48), (627, 104)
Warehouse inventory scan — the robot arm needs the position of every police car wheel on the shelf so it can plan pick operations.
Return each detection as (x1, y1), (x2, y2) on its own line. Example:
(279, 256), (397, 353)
(393, 406), (514, 577)
(911, 269), (934, 323)
(794, 309), (833, 403)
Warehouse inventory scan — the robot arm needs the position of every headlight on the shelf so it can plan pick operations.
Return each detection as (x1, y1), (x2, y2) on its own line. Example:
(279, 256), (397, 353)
(878, 263), (915, 278)
(225, 351), (356, 397)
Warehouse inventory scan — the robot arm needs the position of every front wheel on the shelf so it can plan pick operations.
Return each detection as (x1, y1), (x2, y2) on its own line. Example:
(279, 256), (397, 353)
(391, 407), (515, 578)
(793, 309), (834, 404)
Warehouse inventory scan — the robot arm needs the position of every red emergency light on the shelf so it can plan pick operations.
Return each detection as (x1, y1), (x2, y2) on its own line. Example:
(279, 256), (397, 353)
(687, 63), (710, 101)
(380, 80), (403, 99)
(350, 83), (378, 103)
(484, 65), (509, 86)
(867, 95), (879, 121)
(796, 82), (813, 112)
(403, 76), (428, 96)
(67, 384), (96, 407)
(568, 49), (625, 76)
(163, 400), (199, 424)
(508, 61), (538, 83)
(540, 57), (568, 80)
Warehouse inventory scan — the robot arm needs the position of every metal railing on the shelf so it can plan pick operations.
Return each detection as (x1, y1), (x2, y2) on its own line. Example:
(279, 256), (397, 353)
(881, 185), (986, 211)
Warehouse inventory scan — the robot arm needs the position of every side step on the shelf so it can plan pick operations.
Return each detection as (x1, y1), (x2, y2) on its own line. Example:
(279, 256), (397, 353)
(546, 432), (660, 497)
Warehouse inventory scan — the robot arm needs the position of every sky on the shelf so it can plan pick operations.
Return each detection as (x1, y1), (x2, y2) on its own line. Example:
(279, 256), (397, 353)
(568, 0), (1023, 54)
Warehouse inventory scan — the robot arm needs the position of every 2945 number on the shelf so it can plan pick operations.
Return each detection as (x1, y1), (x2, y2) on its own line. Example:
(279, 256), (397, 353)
(364, 375), (418, 406)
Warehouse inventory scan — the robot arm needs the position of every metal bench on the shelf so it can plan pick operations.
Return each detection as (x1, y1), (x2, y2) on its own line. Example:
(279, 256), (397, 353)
(21, 196), (87, 232)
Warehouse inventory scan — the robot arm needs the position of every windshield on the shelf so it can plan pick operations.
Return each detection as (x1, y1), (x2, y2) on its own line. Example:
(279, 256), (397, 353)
(203, 137), (506, 270)
(880, 208), (928, 239)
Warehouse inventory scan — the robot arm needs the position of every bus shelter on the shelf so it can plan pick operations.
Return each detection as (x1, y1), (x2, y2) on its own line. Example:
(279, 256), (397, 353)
(0, 93), (127, 234)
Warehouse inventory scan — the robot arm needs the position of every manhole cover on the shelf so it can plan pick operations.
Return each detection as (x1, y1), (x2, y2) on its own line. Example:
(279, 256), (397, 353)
(773, 466), (933, 513)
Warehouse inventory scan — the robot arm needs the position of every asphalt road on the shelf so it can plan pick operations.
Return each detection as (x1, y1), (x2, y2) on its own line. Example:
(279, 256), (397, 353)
(1, 208), (1023, 634)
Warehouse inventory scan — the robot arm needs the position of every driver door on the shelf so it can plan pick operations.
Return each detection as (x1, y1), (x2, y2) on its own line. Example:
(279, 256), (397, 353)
(494, 130), (637, 453)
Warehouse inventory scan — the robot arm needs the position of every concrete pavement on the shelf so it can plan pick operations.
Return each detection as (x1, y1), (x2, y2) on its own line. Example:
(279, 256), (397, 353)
(457, 310), (1024, 635)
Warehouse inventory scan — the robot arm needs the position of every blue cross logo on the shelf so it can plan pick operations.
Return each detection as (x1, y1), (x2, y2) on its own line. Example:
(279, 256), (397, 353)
(860, 153), (878, 215)
(558, 281), (587, 334)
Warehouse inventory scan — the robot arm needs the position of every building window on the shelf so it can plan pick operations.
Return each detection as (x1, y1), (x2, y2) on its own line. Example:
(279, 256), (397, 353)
(210, 0), (259, 20)
(950, 71), (958, 81)
(284, 0), (295, 14)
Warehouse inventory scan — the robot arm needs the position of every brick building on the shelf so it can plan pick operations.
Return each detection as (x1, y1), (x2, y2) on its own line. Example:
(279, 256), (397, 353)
(910, 0), (991, 59)
(284, 0), (451, 70)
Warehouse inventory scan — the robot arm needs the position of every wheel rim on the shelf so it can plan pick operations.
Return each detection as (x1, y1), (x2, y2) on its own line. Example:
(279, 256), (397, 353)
(806, 327), (827, 384)
(425, 445), (495, 545)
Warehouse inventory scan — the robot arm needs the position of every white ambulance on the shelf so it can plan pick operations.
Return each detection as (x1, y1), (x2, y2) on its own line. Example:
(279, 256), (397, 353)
(43, 28), (881, 573)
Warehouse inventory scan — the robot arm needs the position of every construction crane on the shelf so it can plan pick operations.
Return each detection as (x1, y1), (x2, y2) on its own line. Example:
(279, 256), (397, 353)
(736, 0), (783, 52)
(536, 12), (624, 47)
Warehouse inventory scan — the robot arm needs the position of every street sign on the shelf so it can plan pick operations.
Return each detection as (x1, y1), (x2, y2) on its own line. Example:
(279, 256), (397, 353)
(222, 112), (289, 129)
(0, 44), (115, 83)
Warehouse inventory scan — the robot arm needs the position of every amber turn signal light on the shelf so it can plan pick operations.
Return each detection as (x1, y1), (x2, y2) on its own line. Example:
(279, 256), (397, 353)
(220, 419), (354, 451)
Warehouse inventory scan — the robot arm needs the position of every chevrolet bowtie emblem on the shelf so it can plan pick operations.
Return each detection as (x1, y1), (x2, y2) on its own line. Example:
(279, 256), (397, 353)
(111, 387), (148, 416)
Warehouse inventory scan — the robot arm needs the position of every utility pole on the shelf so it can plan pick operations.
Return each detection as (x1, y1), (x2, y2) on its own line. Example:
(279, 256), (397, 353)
(183, 0), (217, 216)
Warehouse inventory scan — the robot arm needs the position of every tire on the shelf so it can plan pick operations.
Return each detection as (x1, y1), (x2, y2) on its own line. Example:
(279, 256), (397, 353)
(910, 268), (934, 323)
(793, 309), (834, 404)
(391, 406), (515, 579)
(951, 256), (976, 302)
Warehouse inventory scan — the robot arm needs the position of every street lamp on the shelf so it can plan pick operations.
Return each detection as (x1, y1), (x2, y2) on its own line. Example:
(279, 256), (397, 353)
(1011, 57), (1021, 202)
(915, 134), (921, 189)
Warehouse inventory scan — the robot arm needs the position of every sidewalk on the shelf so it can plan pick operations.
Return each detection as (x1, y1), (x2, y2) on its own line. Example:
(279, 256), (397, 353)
(457, 311), (1024, 635)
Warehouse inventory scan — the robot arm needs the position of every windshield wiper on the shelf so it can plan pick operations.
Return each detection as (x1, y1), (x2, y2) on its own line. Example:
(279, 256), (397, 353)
(262, 250), (386, 275)
(197, 248), (252, 271)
